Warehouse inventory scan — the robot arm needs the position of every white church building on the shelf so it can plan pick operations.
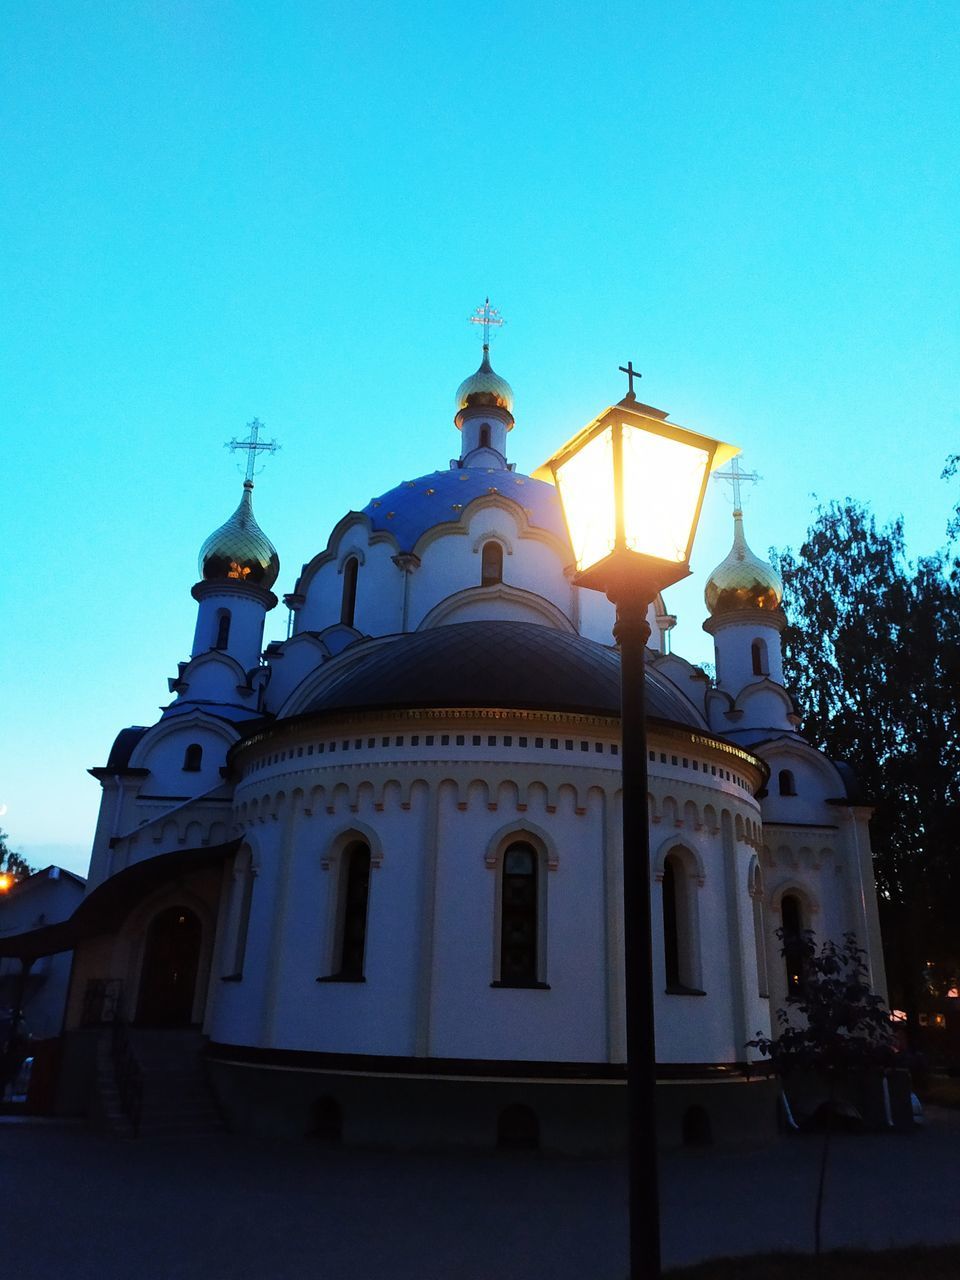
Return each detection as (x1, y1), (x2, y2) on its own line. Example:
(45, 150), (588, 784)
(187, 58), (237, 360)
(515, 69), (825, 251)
(5, 322), (886, 1148)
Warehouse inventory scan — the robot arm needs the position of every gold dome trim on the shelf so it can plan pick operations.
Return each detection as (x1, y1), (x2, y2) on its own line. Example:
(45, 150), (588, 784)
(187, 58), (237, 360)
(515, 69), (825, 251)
(199, 482), (280, 590)
(704, 512), (783, 615)
(455, 348), (514, 413)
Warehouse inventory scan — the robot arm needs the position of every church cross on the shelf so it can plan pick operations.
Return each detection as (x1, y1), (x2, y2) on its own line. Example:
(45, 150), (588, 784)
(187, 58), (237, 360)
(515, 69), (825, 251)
(225, 417), (280, 483)
(468, 297), (505, 349)
(713, 455), (759, 513)
(619, 361), (642, 398)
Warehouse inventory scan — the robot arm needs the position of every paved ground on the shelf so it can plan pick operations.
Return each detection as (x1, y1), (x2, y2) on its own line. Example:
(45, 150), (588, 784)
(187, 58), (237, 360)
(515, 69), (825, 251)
(2, 1111), (959, 1278)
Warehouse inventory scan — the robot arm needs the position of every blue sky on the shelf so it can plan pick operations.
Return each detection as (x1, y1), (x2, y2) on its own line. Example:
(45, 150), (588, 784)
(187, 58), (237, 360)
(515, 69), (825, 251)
(2, 1), (958, 873)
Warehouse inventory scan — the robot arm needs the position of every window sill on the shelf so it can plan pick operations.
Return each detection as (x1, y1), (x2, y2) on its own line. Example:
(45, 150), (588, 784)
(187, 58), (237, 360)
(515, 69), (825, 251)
(665, 984), (706, 997)
(221, 974), (243, 983)
(317, 974), (366, 984)
(490, 980), (550, 990)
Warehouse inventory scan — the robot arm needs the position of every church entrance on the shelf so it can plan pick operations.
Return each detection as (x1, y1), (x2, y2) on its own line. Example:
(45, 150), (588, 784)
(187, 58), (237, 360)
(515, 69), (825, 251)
(136, 906), (202, 1027)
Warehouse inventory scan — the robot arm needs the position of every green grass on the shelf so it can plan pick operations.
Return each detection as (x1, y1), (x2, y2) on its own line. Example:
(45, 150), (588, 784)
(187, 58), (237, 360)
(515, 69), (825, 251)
(667, 1246), (960, 1278)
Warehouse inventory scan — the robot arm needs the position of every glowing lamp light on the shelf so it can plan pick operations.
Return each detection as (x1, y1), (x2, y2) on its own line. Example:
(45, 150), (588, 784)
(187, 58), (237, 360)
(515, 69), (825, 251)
(0, 873), (12, 893)
(535, 403), (738, 596)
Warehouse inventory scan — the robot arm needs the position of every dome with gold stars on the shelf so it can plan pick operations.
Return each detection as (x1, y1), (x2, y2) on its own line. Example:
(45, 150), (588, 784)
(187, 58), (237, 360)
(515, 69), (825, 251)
(455, 348), (514, 414)
(704, 511), (783, 615)
(199, 481), (280, 590)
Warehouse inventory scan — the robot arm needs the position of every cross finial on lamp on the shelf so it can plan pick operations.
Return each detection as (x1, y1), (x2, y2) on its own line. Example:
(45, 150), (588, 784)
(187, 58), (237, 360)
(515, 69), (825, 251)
(619, 361), (642, 401)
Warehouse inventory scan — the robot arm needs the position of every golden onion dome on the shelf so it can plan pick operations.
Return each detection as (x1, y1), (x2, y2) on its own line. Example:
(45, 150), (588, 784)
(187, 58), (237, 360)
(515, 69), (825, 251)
(455, 347), (514, 414)
(199, 481), (280, 590)
(704, 511), (783, 615)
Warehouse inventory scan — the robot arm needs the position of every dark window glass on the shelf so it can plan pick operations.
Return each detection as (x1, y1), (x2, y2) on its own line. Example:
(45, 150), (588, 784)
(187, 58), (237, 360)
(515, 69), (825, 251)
(336, 844), (371, 979)
(751, 639), (768, 676)
(233, 860), (254, 977)
(341, 557), (359, 627)
(481, 541), (503, 586)
(662, 856), (681, 988)
(479, 424), (491, 449)
(778, 769), (797, 796)
(215, 610), (231, 650)
(781, 894), (804, 997)
(500, 843), (538, 985)
(182, 743), (203, 772)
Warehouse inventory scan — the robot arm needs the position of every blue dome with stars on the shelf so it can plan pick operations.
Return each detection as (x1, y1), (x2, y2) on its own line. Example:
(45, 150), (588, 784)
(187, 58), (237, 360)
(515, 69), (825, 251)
(361, 468), (569, 552)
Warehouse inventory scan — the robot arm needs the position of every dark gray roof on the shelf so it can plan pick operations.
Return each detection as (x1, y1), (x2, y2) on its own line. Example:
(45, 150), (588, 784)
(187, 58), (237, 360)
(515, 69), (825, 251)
(299, 621), (705, 727)
(105, 726), (149, 770)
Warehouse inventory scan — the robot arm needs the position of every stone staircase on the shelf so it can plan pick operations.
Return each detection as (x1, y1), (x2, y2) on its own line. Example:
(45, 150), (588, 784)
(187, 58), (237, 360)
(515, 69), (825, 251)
(96, 1027), (224, 1138)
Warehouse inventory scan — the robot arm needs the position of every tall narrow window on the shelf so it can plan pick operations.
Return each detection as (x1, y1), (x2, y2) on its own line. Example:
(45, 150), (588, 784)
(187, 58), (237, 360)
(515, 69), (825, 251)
(778, 769), (797, 796)
(215, 610), (231, 650)
(182, 743), (203, 772)
(481, 541), (503, 587)
(662, 856), (681, 988)
(662, 850), (702, 993)
(226, 849), (255, 979)
(781, 893), (804, 998)
(334, 842), (371, 979)
(479, 424), (491, 449)
(751, 638), (768, 676)
(500, 842), (538, 985)
(341, 557), (359, 627)
(751, 865), (768, 998)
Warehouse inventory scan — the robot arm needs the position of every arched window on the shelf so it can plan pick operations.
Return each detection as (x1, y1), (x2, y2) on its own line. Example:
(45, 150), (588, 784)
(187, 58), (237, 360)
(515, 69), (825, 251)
(224, 848), (255, 979)
(479, 424), (491, 449)
(499, 842), (538, 986)
(682, 1105), (713, 1146)
(182, 743), (203, 772)
(481, 540), (503, 587)
(778, 769), (797, 797)
(215, 610), (231, 650)
(751, 638), (768, 676)
(781, 893), (804, 998)
(333, 842), (371, 980)
(311, 1096), (343, 1145)
(340, 557), (359, 627)
(662, 856), (681, 989)
(750, 863), (768, 998)
(497, 1104), (539, 1150)
(661, 850), (702, 994)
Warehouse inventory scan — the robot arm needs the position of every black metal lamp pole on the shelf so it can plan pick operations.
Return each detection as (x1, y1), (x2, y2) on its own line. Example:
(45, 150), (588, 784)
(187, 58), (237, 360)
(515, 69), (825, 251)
(612, 585), (661, 1280)
(537, 370), (733, 1278)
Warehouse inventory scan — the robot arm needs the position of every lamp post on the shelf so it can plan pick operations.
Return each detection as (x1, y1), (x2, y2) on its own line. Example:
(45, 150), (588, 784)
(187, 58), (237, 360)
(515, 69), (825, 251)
(536, 386), (736, 1279)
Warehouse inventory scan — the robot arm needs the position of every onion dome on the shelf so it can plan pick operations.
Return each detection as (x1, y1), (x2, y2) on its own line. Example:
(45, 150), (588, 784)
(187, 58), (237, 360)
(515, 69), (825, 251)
(704, 511), (783, 615)
(455, 347), (514, 414)
(198, 481), (280, 589)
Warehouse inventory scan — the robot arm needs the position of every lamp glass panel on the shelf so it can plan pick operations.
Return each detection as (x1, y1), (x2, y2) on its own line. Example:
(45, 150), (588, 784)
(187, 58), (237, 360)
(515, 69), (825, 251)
(621, 425), (709, 562)
(555, 426), (617, 572)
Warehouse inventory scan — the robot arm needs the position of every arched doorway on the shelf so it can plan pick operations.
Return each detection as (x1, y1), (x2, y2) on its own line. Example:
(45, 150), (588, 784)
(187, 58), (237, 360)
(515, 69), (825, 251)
(136, 906), (202, 1027)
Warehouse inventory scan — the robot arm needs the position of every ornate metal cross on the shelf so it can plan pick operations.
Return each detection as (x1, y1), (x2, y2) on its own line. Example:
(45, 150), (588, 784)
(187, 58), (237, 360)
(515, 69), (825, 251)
(468, 297), (505, 348)
(225, 417), (280, 484)
(619, 361), (642, 398)
(713, 455), (759, 512)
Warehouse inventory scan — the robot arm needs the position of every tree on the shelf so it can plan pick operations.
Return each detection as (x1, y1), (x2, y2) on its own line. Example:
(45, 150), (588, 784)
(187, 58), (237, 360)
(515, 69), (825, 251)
(0, 830), (36, 883)
(749, 931), (897, 1256)
(772, 495), (960, 1042)
(750, 931), (896, 1078)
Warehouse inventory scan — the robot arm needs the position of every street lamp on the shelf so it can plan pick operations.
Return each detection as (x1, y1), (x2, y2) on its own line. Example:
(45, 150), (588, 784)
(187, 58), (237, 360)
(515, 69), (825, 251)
(536, 387), (736, 1279)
